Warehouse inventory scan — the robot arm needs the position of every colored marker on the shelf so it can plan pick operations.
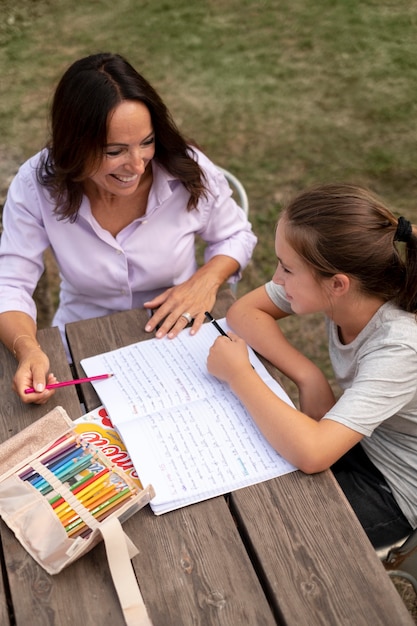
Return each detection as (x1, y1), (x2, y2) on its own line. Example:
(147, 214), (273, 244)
(44, 442), (82, 469)
(47, 446), (84, 474)
(56, 454), (94, 483)
(24, 373), (113, 394)
(91, 487), (132, 518)
(77, 471), (111, 502)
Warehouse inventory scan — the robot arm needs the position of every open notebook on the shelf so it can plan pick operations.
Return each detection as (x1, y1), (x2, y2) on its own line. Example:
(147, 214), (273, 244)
(80, 319), (296, 514)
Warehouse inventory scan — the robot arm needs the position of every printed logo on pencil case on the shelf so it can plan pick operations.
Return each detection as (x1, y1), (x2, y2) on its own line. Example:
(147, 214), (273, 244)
(98, 407), (113, 428)
(73, 406), (141, 487)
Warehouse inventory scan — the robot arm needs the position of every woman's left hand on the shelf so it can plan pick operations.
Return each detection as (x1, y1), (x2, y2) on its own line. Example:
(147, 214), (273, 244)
(143, 256), (239, 339)
(143, 275), (217, 339)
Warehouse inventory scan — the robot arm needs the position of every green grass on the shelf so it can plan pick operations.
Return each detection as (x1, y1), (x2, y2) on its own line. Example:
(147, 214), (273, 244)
(2, 0), (417, 357)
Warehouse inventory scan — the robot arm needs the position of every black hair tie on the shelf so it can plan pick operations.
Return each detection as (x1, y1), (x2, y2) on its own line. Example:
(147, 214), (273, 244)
(394, 216), (413, 243)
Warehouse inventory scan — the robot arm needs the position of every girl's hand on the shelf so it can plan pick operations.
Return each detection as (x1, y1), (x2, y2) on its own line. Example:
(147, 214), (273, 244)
(207, 333), (253, 385)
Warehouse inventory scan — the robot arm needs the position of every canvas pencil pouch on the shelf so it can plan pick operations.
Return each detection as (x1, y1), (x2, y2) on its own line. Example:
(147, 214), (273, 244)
(0, 405), (155, 626)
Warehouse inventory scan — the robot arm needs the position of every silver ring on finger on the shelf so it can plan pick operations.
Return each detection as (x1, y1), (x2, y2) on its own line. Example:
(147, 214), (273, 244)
(181, 312), (192, 324)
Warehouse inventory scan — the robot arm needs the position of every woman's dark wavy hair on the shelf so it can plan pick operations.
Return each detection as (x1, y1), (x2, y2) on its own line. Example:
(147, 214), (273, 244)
(38, 52), (207, 221)
(281, 183), (417, 313)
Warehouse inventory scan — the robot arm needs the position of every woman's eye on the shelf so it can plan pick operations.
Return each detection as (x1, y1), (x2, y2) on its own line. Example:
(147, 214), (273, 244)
(142, 136), (155, 147)
(106, 149), (124, 157)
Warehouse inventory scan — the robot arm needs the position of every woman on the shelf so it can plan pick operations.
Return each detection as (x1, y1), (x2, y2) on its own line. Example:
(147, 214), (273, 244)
(207, 184), (416, 548)
(0, 52), (256, 404)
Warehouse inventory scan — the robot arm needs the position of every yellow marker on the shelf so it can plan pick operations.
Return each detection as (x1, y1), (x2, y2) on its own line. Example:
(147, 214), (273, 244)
(93, 488), (132, 520)
(60, 511), (80, 527)
(76, 470), (110, 501)
(83, 484), (117, 509)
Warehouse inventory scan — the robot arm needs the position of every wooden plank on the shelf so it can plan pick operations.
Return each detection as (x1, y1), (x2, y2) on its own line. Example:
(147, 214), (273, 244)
(229, 472), (415, 626)
(0, 541), (11, 626)
(124, 495), (277, 625)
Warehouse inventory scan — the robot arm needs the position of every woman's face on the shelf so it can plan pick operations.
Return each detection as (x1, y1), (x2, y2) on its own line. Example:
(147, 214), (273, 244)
(86, 100), (155, 196)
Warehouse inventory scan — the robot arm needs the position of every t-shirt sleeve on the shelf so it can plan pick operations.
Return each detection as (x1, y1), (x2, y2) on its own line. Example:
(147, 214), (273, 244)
(264, 280), (294, 314)
(323, 342), (417, 436)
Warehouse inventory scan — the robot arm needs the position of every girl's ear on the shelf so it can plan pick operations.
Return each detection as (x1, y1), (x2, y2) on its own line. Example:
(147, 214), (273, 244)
(330, 273), (350, 296)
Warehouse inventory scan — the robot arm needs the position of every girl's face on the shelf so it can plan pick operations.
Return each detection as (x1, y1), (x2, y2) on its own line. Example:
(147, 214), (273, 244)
(272, 218), (331, 315)
(86, 100), (155, 196)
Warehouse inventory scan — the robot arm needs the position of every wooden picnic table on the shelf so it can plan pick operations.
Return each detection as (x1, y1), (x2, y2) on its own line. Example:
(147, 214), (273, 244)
(0, 288), (414, 625)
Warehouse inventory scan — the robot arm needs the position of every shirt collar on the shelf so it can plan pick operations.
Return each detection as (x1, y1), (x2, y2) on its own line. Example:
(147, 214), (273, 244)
(77, 159), (180, 224)
(150, 159), (180, 207)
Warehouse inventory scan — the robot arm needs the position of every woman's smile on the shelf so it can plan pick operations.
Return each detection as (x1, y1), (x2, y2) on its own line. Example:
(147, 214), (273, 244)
(110, 172), (140, 186)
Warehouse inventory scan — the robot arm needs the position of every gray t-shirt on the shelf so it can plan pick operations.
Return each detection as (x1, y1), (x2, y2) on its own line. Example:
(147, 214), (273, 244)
(265, 280), (417, 528)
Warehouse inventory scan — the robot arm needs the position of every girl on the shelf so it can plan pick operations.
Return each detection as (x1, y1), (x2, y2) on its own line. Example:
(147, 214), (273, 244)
(207, 183), (417, 548)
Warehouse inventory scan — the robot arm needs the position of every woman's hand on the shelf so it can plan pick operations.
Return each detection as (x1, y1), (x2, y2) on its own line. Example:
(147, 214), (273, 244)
(143, 256), (239, 339)
(143, 279), (216, 339)
(207, 333), (253, 385)
(13, 348), (57, 405)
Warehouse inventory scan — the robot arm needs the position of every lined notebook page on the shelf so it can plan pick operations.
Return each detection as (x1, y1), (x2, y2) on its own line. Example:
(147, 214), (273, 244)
(81, 320), (296, 514)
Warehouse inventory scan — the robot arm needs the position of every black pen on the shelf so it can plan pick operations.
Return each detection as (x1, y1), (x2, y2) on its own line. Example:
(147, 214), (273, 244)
(204, 311), (232, 340)
(205, 311), (255, 368)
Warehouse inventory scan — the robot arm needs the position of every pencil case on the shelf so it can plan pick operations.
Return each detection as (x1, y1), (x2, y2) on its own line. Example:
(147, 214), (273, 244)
(0, 405), (155, 626)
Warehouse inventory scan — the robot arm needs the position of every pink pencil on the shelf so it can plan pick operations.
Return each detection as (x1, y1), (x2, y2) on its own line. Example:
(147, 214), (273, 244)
(24, 373), (113, 394)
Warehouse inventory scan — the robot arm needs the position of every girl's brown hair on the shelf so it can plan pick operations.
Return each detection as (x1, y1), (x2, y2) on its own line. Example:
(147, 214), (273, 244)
(282, 184), (417, 313)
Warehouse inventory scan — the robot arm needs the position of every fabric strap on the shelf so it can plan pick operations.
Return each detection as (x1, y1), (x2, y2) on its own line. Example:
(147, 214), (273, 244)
(100, 516), (153, 626)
